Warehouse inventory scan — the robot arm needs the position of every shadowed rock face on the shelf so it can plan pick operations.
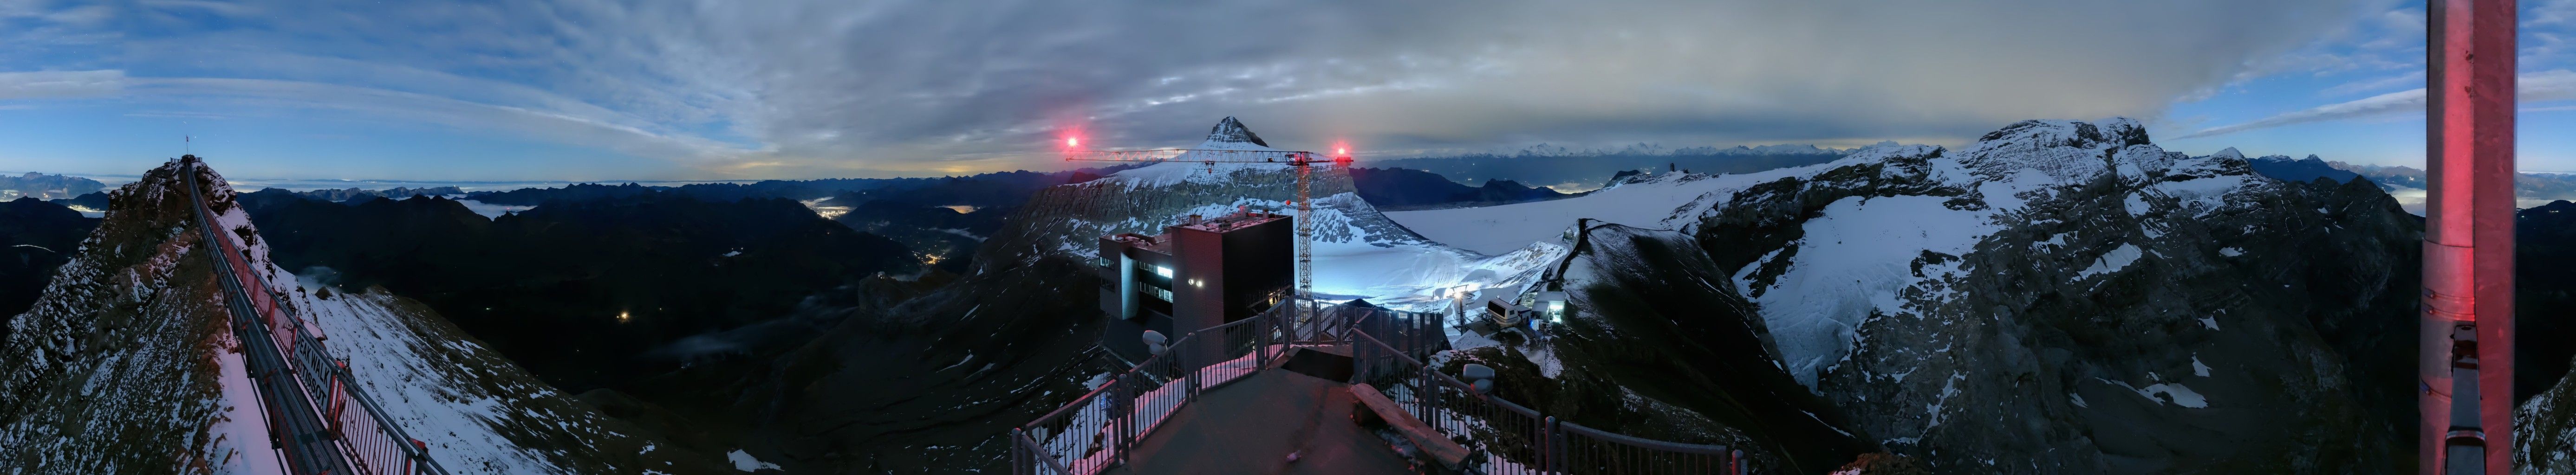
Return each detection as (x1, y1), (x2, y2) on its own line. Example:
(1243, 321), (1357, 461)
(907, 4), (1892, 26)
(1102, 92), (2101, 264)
(1664, 119), (2418, 473)
(2517, 200), (2576, 401)
(0, 160), (724, 473)
(235, 190), (919, 393)
(2521, 353), (2576, 473)
(1548, 222), (1873, 474)
(0, 160), (249, 471)
(0, 198), (99, 331)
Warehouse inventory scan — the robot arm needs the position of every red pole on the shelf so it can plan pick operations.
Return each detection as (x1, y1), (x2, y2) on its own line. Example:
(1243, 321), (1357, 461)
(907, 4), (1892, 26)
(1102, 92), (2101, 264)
(2422, 0), (2515, 473)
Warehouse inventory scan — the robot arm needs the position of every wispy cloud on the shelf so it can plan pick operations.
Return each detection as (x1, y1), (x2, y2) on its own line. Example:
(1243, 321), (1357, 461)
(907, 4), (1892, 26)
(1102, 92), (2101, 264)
(2320, 70), (2424, 97)
(0, 70), (125, 100)
(2183, 70), (2576, 138)
(2, 0), (2382, 178)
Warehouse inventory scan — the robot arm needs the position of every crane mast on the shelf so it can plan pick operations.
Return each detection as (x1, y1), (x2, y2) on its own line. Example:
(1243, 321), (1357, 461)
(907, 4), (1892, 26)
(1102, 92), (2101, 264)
(1064, 148), (1352, 308)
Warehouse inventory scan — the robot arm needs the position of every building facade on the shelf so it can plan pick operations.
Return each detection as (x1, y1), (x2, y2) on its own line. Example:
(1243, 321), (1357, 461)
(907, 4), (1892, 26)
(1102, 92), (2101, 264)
(1096, 209), (1295, 363)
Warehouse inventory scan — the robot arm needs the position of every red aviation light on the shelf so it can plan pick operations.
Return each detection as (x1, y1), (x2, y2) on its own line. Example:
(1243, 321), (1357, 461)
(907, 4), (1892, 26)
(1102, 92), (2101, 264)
(1065, 136), (1081, 148)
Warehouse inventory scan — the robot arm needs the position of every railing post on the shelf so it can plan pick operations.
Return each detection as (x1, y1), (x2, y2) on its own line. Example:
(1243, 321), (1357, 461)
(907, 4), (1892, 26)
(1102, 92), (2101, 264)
(1185, 333), (1202, 404)
(1011, 429), (1025, 475)
(326, 360), (347, 436)
(410, 439), (428, 475)
(1109, 372), (1125, 470)
(1421, 362), (1438, 426)
(1542, 416), (1556, 474)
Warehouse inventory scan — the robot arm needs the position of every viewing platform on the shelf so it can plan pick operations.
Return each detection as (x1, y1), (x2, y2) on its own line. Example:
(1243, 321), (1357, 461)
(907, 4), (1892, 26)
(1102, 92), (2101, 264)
(1014, 300), (1752, 475)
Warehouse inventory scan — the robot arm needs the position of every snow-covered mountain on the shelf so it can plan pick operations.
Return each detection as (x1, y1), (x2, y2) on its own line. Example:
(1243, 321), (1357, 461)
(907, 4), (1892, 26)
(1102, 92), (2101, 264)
(2521, 362), (2576, 474)
(995, 117), (1560, 310)
(1390, 119), (2420, 473)
(0, 160), (729, 474)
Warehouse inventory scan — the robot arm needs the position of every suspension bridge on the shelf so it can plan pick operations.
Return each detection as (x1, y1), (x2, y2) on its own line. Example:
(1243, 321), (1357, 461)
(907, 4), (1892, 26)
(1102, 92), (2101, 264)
(182, 156), (449, 475)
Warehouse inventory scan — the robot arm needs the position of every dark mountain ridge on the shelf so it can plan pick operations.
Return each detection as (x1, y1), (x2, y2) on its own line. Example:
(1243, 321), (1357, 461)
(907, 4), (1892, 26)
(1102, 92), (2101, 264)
(1348, 167), (1571, 209)
(0, 198), (99, 340)
(238, 190), (920, 392)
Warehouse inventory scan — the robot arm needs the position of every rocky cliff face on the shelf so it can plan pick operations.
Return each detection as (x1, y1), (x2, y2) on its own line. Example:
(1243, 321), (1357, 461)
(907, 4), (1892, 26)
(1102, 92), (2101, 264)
(1672, 119), (2417, 473)
(0, 198), (100, 333)
(2521, 359), (2576, 474)
(1539, 222), (1874, 474)
(0, 159), (272, 473)
(0, 159), (728, 474)
(1477, 119), (2416, 473)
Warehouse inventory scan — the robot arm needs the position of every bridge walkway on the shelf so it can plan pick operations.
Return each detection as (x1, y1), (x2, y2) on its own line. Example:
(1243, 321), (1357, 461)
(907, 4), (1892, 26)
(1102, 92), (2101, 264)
(182, 157), (448, 475)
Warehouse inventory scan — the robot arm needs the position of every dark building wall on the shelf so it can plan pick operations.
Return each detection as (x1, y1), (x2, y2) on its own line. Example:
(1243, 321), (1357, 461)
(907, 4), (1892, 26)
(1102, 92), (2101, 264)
(1218, 217), (1295, 321)
(1093, 215), (1290, 364)
(1169, 227), (1228, 364)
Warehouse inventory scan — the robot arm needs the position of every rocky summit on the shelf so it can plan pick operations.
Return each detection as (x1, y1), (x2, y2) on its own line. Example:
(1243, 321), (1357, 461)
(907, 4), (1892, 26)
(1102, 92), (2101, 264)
(1430, 118), (2420, 473)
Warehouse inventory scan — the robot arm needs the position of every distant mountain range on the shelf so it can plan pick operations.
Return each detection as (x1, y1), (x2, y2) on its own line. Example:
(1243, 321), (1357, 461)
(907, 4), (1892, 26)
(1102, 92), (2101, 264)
(2240, 151), (2576, 212)
(1367, 142), (1875, 192)
(0, 172), (104, 201)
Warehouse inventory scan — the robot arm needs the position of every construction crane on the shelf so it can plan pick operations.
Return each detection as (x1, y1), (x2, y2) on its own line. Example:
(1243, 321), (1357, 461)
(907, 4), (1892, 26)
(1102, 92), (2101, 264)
(1063, 147), (1355, 309)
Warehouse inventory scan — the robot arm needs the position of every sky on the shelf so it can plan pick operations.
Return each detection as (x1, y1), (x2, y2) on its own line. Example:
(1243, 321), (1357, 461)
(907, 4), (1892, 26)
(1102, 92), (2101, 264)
(1, 0), (2573, 181)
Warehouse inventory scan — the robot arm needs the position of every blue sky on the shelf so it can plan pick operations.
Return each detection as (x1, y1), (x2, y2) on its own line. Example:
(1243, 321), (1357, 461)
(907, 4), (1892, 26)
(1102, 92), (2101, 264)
(1, 0), (2573, 181)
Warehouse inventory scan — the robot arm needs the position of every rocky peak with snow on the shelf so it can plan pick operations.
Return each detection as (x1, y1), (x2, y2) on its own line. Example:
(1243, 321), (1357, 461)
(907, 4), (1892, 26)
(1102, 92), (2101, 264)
(1428, 118), (2419, 473)
(0, 159), (728, 473)
(1203, 116), (1269, 147)
(1702, 118), (2412, 473)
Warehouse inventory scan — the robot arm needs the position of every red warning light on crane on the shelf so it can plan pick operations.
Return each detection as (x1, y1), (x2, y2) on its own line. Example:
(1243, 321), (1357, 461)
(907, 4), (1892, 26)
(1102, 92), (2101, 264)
(1065, 136), (1080, 148)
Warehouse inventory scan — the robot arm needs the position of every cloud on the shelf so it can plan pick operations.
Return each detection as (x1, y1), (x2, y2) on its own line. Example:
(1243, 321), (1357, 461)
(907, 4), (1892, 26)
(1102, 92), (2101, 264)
(2534, 0), (2576, 26)
(0, 70), (125, 99)
(2182, 70), (2576, 138)
(123, 77), (758, 162)
(11, 0), (2377, 178)
(2320, 71), (2424, 97)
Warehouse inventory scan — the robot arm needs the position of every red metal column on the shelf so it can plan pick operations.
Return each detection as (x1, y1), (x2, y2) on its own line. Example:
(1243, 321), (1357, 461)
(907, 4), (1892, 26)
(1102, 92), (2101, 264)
(2422, 0), (2516, 474)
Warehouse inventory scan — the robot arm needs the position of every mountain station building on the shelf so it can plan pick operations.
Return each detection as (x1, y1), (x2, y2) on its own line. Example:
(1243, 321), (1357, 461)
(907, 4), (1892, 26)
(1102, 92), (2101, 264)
(1095, 208), (1295, 363)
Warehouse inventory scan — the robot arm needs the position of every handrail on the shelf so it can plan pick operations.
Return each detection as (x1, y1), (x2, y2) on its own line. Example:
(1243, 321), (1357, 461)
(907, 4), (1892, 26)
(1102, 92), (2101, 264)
(1013, 299), (1304, 475)
(1015, 298), (1752, 475)
(1352, 319), (1750, 475)
(183, 160), (450, 475)
(1555, 420), (1737, 453)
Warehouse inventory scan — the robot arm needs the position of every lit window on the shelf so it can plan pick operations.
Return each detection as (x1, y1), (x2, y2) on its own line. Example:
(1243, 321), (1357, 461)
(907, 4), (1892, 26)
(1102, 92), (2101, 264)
(1155, 266), (1174, 278)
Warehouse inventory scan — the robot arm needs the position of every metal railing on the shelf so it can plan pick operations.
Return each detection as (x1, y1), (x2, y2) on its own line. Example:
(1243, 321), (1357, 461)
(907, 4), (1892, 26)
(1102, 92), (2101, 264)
(184, 160), (449, 475)
(1352, 322), (1750, 475)
(1353, 329), (1555, 474)
(1556, 420), (1747, 475)
(1014, 300), (1309, 475)
(1016, 297), (1751, 475)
